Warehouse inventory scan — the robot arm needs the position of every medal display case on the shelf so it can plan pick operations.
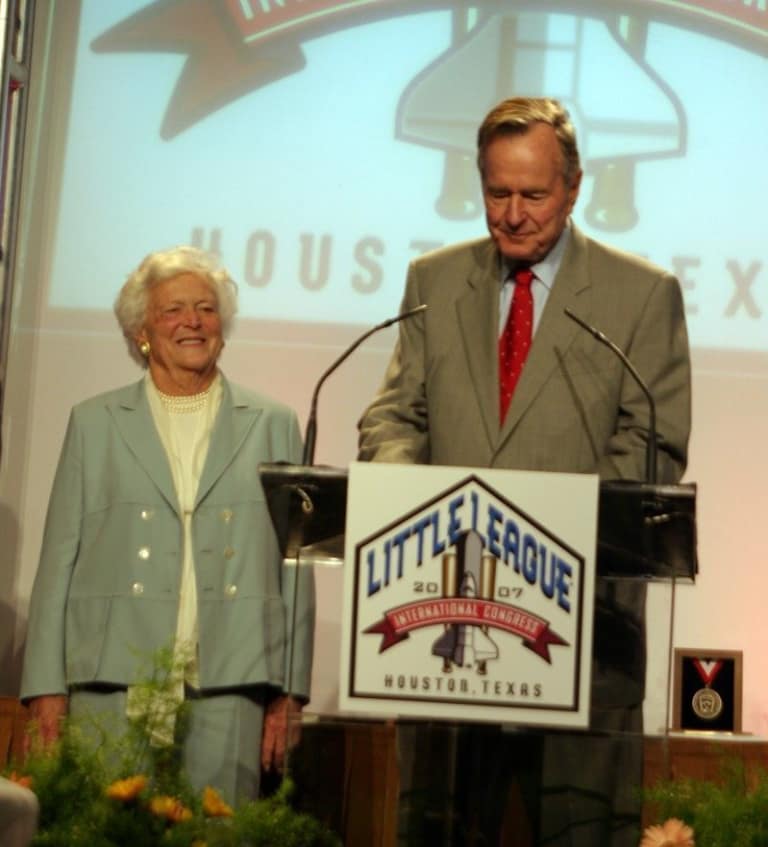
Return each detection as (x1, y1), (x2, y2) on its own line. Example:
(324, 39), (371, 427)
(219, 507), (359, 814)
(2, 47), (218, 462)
(672, 648), (743, 733)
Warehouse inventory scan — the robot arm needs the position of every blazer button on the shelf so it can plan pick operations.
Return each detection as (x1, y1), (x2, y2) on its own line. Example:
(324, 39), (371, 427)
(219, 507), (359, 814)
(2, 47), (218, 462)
(132, 582), (144, 596)
(224, 583), (238, 597)
(140, 509), (155, 521)
(223, 546), (235, 560)
(220, 509), (233, 524)
(137, 546), (151, 560)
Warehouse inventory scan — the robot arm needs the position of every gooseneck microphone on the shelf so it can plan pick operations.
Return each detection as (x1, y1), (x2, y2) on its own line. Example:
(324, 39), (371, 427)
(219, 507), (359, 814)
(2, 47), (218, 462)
(302, 303), (428, 465)
(564, 307), (657, 484)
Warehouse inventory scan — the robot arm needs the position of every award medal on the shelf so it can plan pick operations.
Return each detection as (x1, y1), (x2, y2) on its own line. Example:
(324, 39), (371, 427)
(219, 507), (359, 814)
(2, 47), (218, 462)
(691, 658), (724, 720)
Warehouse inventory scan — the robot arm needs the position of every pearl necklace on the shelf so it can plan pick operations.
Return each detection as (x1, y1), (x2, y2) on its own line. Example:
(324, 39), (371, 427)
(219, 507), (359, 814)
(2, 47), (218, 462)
(156, 386), (212, 414)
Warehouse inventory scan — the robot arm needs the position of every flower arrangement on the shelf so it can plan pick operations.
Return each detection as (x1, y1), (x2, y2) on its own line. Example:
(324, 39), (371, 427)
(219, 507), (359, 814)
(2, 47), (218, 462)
(642, 760), (768, 847)
(640, 817), (695, 847)
(4, 651), (341, 847)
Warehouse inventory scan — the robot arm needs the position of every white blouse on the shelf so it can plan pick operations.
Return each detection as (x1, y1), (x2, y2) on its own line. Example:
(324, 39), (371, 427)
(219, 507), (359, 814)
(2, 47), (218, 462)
(126, 373), (223, 744)
(145, 372), (223, 687)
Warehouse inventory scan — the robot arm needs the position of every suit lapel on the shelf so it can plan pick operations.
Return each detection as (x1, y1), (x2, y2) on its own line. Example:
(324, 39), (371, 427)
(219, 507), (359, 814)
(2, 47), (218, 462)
(456, 240), (501, 453)
(106, 379), (180, 515)
(195, 377), (262, 508)
(498, 225), (593, 445)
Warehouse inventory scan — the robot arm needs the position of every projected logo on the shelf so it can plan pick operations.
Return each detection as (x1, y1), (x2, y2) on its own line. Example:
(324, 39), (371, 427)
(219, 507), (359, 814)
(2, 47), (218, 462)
(349, 475), (584, 712)
(93, 0), (767, 233)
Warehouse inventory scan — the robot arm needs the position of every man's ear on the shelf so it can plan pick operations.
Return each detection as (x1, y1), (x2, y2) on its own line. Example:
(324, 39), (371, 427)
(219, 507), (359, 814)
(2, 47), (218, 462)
(567, 169), (583, 212)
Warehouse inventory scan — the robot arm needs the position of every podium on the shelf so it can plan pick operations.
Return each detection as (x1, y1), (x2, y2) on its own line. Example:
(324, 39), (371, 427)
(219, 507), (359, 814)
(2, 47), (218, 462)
(259, 463), (697, 580)
(259, 462), (349, 566)
(258, 462), (698, 846)
(598, 480), (697, 580)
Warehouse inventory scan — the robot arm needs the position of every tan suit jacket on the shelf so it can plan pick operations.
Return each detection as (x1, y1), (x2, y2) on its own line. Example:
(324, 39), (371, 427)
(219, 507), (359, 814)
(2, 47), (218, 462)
(359, 224), (689, 482)
(359, 224), (691, 706)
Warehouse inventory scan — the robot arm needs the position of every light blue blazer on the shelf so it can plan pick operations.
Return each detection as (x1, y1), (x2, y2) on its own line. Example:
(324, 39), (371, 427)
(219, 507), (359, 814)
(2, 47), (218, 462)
(21, 376), (314, 701)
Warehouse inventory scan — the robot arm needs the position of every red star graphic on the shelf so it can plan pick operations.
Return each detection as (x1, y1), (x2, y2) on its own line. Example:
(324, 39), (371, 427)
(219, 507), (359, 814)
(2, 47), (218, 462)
(91, 0), (306, 139)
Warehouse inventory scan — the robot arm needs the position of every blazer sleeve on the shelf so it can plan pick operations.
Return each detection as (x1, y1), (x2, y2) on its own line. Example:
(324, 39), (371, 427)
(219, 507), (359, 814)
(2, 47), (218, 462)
(20, 410), (84, 700)
(357, 261), (430, 464)
(597, 271), (691, 484)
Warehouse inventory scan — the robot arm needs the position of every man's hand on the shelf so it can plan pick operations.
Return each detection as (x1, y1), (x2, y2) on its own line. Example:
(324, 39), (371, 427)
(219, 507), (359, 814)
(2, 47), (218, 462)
(24, 694), (68, 755)
(260, 695), (303, 773)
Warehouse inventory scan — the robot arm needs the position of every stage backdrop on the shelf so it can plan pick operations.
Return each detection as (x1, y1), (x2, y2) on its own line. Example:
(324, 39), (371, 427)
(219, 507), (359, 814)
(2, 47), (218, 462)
(0, 0), (766, 736)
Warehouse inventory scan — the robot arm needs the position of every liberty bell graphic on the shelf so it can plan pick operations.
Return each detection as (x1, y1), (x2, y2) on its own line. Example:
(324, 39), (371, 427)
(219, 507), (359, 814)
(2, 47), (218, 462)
(396, 7), (685, 232)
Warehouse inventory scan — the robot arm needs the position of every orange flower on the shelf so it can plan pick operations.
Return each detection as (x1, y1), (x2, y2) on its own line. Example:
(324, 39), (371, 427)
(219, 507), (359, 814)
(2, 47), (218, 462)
(148, 794), (193, 823)
(202, 785), (234, 818)
(105, 775), (148, 802)
(8, 771), (33, 790)
(640, 818), (695, 847)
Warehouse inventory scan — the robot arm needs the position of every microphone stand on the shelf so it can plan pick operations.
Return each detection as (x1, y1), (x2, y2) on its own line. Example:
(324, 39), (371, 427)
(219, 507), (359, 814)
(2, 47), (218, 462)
(302, 303), (427, 465)
(564, 307), (657, 484)
(564, 308), (694, 779)
(266, 303), (427, 781)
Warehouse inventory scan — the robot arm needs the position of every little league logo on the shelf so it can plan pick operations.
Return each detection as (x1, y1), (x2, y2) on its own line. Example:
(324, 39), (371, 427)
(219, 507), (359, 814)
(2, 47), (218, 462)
(348, 475), (587, 713)
(92, 0), (768, 238)
(363, 524), (570, 667)
(93, 1), (768, 135)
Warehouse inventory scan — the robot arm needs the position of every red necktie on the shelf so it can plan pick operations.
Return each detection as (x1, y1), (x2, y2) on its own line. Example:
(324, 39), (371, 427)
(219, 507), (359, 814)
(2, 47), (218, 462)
(499, 267), (534, 422)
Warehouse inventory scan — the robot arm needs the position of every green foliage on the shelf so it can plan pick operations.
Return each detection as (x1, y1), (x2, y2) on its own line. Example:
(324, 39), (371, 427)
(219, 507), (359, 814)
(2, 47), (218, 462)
(5, 648), (341, 847)
(644, 760), (768, 847)
(227, 781), (341, 847)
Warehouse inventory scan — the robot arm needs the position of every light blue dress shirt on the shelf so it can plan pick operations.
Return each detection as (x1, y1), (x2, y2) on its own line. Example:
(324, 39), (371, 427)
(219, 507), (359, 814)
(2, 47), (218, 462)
(498, 222), (572, 337)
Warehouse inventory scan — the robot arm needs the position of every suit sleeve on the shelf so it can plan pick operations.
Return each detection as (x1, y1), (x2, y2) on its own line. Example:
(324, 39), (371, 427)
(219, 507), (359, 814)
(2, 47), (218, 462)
(20, 411), (84, 700)
(357, 261), (430, 464)
(597, 272), (691, 483)
(280, 410), (316, 700)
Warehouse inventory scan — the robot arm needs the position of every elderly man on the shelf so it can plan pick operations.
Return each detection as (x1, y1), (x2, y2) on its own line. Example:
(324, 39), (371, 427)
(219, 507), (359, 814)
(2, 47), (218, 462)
(359, 97), (691, 846)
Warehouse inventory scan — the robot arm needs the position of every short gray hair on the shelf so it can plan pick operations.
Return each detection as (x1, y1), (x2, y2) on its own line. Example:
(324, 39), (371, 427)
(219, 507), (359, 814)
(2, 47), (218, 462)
(477, 97), (581, 187)
(114, 246), (238, 365)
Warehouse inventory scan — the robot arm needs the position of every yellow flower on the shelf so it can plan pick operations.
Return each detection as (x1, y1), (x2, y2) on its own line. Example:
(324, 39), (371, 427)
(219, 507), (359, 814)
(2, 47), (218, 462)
(105, 775), (148, 801)
(149, 794), (193, 823)
(8, 771), (33, 790)
(202, 785), (234, 818)
(640, 817), (695, 847)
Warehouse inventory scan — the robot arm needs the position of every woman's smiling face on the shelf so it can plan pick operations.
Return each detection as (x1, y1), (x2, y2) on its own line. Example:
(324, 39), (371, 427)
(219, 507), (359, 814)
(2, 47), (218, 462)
(136, 273), (224, 393)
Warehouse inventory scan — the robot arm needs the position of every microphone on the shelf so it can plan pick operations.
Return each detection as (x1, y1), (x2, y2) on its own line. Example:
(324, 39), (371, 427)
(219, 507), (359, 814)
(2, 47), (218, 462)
(564, 307), (657, 484)
(302, 303), (428, 465)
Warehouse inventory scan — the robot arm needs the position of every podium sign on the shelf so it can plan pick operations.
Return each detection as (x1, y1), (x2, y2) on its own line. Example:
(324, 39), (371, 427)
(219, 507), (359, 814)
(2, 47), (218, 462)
(339, 463), (599, 728)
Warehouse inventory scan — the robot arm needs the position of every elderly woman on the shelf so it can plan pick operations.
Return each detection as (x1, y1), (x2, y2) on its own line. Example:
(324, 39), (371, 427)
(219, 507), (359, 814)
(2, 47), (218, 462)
(20, 246), (314, 802)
